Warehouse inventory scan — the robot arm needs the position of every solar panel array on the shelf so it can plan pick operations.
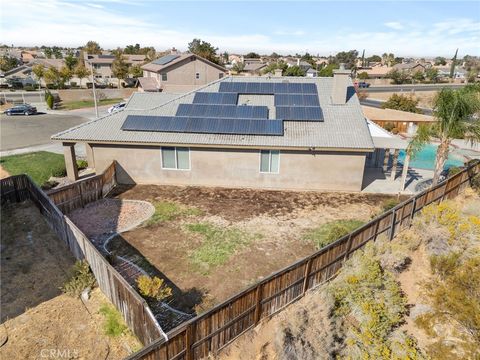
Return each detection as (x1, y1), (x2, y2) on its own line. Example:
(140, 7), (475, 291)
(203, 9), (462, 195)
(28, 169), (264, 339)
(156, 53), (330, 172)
(193, 92), (238, 105)
(274, 94), (320, 107)
(122, 115), (283, 136)
(152, 54), (180, 65)
(219, 82), (317, 94)
(176, 104), (269, 119)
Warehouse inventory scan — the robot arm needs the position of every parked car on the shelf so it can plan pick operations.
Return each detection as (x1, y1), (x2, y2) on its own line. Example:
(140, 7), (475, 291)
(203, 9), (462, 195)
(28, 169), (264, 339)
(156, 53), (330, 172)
(357, 81), (371, 88)
(107, 102), (126, 114)
(4, 104), (37, 116)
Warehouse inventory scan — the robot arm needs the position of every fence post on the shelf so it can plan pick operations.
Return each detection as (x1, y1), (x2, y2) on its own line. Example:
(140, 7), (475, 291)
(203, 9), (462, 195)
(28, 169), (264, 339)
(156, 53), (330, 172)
(185, 323), (193, 360)
(389, 210), (396, 241)
(372, 219), (380, 242)
(254, 284), (263, 324)
(13, 177), (20, 202)
(302, 258), (313, 294)
(343, 234), (353, 262)
(441, 177), (449, 201)
(410, 197), (417, 220)
(78, 182), (85, 208)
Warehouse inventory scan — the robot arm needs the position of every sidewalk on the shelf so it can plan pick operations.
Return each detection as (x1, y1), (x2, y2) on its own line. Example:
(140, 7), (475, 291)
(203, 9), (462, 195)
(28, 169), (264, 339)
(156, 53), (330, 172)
(0, 142), (86, 158)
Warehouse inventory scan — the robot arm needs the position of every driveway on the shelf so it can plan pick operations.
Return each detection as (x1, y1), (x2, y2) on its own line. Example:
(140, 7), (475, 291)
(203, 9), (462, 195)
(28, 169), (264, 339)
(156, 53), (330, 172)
(0, 113), (88, 151)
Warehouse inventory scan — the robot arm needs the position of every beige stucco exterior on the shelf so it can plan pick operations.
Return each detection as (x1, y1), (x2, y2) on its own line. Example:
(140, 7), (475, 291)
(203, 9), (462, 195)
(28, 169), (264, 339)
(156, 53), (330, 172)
(89, 143), (367, 192)
(143, 56), (226, 92)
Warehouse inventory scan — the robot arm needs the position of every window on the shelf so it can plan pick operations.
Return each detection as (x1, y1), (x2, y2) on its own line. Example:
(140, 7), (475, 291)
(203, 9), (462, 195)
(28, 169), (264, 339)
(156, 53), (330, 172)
(260, 150), (279, 173)
(219, 73), (224, 79)
(195, 73), (200, 79)
(162, 147), (190, 170)
(161, 73), (167, 81)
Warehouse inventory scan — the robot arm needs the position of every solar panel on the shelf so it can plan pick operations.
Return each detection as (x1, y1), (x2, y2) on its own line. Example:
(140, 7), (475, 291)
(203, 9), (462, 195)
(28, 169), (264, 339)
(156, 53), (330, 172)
(193, 92), (238, 105)
(276, 106), (323, 121)
(274, 94), (320, 106)
(152, 54), (180, 65)
(176, 104), (268, 119)
(219, 82), (318, 95)
(121, 115), (283, 136)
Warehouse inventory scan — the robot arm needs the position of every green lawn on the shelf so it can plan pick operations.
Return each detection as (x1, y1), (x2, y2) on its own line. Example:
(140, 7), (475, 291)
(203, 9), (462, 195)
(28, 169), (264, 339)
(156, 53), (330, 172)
(0, 151), (85, 186)
(59, 98), (123, 110)
(304, 219), (365, 249)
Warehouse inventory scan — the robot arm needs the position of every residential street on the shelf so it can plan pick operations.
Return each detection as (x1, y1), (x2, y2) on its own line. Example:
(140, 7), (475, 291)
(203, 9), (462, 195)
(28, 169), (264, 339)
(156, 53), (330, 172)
(365, 83), (466, 92)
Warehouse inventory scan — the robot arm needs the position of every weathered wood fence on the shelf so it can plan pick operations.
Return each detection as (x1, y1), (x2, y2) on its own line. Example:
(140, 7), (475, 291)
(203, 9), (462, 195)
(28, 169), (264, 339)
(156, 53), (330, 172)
(0, 163), (164, 346)
(127, 159), (480, 360)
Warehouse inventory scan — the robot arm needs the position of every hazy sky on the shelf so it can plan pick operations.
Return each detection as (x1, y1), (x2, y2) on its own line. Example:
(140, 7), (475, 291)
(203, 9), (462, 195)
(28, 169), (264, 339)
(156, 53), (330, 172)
(1, 0), (479, 57)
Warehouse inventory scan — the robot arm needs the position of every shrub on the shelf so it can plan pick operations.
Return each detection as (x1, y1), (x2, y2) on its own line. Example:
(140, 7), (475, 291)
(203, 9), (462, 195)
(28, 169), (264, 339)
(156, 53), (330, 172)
(382, 198), (400, 212)
(99, 304), (127, 337)
(391, 127), (399, 134)
(304, 219), (365, 249)
(136, 275), (172, 301)
(383, 122), (395, 132)
(448, 166), (463, 177)
(77, 159), (88, 170)
(61, 260), (96, 297)
(51, 166), (67, 178)
(46, 93), (54, 109)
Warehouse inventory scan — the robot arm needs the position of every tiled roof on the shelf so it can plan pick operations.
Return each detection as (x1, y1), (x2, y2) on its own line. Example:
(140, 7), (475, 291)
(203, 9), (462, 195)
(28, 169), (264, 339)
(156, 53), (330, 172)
(125, 92), (183, 110)
(137, 77), (160, 92)
(142, 53), (226, 73)
(52, 76), (374, 151)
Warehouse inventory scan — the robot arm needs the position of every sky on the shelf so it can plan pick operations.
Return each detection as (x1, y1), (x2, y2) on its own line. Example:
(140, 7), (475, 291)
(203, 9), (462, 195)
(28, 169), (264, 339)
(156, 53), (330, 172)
(1, 0), (479, 57)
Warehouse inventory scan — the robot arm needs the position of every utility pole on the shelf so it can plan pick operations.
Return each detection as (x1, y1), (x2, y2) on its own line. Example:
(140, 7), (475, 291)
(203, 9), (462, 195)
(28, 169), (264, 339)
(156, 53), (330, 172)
(88, 60), (99, 118)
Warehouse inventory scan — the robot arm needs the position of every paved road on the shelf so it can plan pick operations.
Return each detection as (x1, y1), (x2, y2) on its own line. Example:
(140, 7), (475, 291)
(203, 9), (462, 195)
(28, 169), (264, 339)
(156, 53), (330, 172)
(0, 113), (88, 151)
(365, 84), (466, 93)
(360, 98), (433, 115)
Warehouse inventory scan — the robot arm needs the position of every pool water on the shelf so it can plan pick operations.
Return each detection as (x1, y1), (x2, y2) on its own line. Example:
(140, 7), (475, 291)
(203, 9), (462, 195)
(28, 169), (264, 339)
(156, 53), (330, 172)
(398, 144), (465, 170)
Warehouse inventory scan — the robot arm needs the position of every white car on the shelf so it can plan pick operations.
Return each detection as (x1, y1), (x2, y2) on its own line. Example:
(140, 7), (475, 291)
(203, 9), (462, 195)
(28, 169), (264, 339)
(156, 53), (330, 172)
(107, 102), (126, 114)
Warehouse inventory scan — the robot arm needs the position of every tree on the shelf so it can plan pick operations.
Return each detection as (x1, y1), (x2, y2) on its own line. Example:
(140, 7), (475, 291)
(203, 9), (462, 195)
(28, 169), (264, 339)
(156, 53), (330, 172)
(270, 52), (280, 59)
(245, 52), (260, 59)
(44, 47), (53, 58)
(450, 48), (458, 79)
(231, 62), (245, 73)
(188, 38), (219, 64)
(357, 71), (369, 80)
(386, 69), (409, 84)
(0, 55), (20, 72)
(426, 67), (439, 82)
(408, 86), (480, 185)
(330, 50), (358, 69)
(318, 63), (339, 77)
(412, 70), (425, 82)
(284, 65), (305, 77)
(129, 64), (143, 78)
(74, 64), (90, 88)
(124, 43), (141, 54)
(367, 55), (382, 63)
(434, 57), (447, 66)
(382, 93), (422, 113)
(59, 66), (73, 87)
(44, 67), (62, 88)
(31, 64), (45, 89)
(84, 41), (102, 55)
(64, 52), (78, 70)
(112, 54), (129, 87)
(262, 61), (288, 75)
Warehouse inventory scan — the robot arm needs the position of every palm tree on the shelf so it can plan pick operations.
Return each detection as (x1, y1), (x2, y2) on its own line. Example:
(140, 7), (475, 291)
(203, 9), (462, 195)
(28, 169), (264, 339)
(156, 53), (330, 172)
(408, 86), (480, 185)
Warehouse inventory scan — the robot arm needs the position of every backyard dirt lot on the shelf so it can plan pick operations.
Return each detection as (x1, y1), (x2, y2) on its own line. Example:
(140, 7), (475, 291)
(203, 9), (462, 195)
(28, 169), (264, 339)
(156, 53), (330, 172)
(0, 201), (140, 359)
(96, 185), (401, 313)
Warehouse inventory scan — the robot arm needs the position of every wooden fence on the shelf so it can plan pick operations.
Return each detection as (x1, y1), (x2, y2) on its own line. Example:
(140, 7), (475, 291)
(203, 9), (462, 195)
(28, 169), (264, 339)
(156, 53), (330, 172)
(47, 161), (117, 214)
(127, 159), (480, 360)
(0, 163), (164, 346)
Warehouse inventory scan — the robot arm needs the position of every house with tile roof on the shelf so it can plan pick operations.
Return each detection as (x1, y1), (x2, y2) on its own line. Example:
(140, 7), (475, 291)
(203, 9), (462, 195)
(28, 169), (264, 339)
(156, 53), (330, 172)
(139, 52), (227, 93)
(52, 68), (410, 192)
(84, 54), (146, 87)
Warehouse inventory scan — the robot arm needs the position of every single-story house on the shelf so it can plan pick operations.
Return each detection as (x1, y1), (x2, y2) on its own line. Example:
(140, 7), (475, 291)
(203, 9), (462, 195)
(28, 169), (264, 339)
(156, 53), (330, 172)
(140, 52), (227, 93)
(362, 105), (436, 134)
(392, 63), (425, 74)
(52, 69), (410, 192)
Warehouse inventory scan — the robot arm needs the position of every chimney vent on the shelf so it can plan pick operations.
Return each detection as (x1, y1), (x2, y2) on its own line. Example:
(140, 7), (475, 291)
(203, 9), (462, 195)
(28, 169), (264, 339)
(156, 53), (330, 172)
(331, 63), (350, 105)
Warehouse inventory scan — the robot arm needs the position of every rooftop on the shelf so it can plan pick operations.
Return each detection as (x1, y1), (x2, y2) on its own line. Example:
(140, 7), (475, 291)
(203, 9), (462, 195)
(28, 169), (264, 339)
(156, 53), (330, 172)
(142, 53), (227, 73)
(52, 76), (374, 151)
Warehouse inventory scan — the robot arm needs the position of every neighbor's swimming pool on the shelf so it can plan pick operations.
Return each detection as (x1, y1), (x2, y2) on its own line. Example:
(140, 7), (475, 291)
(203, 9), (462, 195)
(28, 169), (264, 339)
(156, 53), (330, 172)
(398, 144), (465, 170)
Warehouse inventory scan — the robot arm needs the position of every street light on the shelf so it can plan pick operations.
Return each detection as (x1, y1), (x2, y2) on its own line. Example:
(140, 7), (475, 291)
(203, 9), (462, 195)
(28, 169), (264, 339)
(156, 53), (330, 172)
(88, 60), (99, 118)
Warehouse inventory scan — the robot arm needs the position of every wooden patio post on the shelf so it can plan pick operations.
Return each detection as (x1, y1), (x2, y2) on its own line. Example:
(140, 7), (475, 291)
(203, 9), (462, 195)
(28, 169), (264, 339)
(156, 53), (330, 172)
(62, 142), (79, 181)
(383, 148), (390, 172)
(400, 152), (410, 191)
(390, 149), (399, 181)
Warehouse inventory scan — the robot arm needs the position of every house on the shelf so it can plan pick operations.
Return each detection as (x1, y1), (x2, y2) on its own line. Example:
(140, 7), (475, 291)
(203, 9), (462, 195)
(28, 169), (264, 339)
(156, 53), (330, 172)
(53, 69), (410, 192)
(140, 52), (227, 93)
(242, 62), (267, 75)
(84, 53), (146, 87)
(392, 62), (425, 74)
(362, 105), (436, 134)
(305, 68), (318, 77)
(357, 65), (391, 79)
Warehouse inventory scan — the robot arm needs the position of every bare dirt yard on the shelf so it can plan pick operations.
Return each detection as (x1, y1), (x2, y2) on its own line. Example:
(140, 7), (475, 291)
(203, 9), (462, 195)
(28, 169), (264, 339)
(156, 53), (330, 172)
(0, 201), (141, 359)
(370, 91), (437, 108)
(100, 185), (400, 313)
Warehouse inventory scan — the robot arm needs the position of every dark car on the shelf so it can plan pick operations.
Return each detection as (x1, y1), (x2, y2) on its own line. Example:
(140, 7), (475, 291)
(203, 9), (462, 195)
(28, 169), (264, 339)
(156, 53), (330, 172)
(358, 81), (371, 88)
(4, 104), (37, 116)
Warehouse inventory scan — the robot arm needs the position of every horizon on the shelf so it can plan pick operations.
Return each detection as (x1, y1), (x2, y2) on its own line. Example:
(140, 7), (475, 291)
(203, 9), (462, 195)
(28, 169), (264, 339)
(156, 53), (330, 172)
(1, 0), (480, 57)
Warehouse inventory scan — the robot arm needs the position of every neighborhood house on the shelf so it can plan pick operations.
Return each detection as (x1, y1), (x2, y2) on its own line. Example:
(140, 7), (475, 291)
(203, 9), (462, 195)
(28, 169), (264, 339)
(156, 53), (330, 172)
(52, 68), (407, 192)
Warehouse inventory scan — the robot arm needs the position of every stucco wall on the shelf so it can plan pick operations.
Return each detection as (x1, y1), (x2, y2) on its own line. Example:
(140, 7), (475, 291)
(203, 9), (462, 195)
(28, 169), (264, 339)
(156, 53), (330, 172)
(91, 144), (367, 192)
